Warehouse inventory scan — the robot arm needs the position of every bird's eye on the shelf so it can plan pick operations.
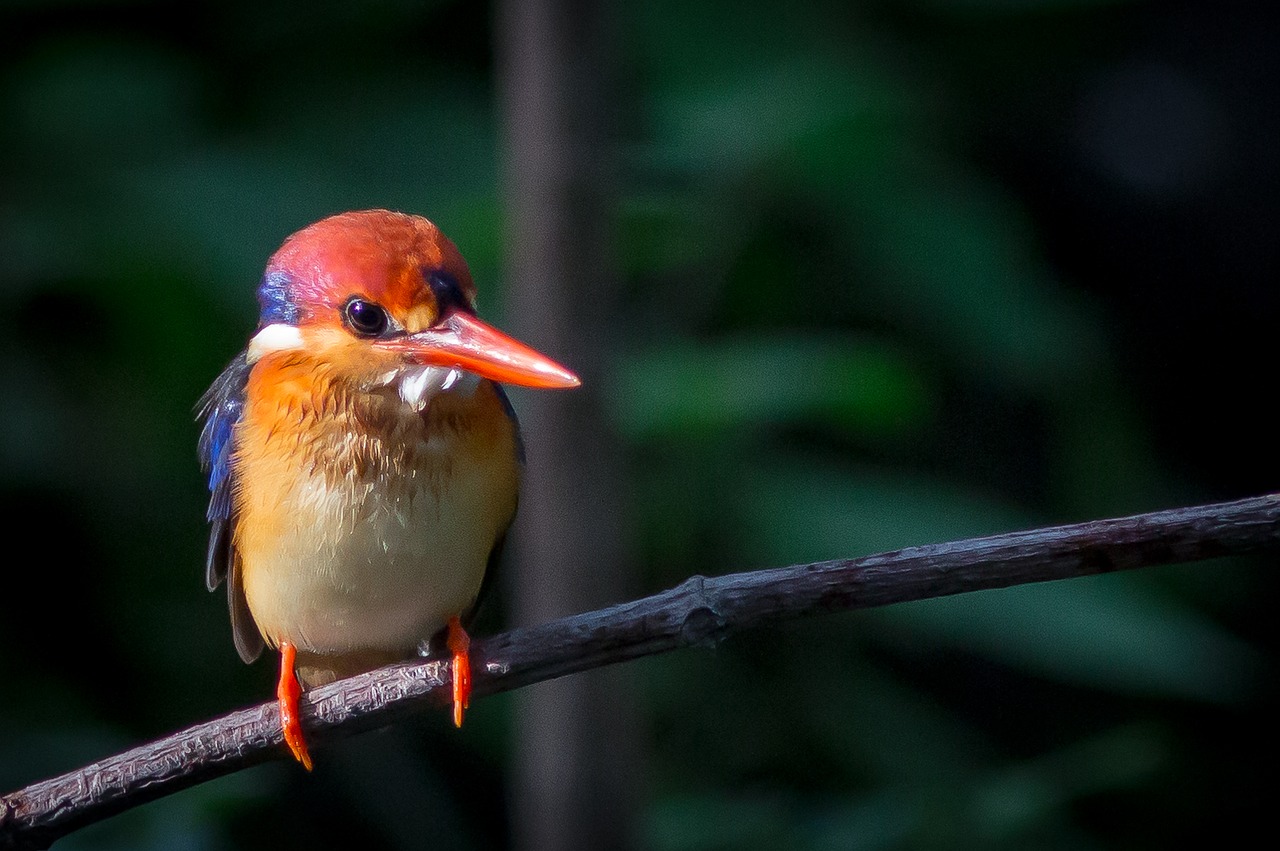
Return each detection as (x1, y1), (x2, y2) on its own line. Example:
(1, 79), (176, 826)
(343, 298), (389, 337)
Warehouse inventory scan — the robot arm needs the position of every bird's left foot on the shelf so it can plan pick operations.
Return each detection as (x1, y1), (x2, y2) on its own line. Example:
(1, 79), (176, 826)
(446, 616), (471, 727)
(277, 641), (313, 770)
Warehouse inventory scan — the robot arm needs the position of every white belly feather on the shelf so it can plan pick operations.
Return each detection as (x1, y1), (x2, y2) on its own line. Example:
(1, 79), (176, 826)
(240, 427), (509, 656)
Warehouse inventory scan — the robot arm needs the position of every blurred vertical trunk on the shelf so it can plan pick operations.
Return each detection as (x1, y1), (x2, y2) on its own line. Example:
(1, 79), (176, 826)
(496, 1), (638, 850)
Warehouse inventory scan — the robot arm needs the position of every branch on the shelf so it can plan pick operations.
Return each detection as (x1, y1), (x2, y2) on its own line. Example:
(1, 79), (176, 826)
(4, 494), (1279, 850)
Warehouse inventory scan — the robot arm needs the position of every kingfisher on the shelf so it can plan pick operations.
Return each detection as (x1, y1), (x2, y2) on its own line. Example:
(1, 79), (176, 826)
(197, 210), (579, 769)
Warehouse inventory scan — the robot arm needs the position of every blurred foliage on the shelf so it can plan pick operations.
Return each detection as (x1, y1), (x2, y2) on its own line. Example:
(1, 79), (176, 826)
(2, 0), (1277, 849)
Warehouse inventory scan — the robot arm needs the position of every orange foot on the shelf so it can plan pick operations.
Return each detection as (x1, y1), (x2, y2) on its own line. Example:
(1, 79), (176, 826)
(277, 641), (313, 770)
(446, 616), (472, 727)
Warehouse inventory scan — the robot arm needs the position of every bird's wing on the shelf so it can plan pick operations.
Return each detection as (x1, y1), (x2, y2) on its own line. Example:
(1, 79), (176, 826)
(197, 351), (264, 663)
(494, 382), (527, 466)
(462, 383), (525, 629)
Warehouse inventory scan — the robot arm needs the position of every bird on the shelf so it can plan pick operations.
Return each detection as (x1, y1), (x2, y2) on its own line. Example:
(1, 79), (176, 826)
(197, 209), (580, 769)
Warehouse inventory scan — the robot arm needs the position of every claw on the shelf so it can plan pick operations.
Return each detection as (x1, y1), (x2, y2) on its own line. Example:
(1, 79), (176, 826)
(446, 616), (471, 728)
(277, 641), (313, 770)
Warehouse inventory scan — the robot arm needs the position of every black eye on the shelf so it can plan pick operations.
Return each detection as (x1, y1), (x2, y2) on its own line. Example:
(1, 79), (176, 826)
(343, 298), (389, 337)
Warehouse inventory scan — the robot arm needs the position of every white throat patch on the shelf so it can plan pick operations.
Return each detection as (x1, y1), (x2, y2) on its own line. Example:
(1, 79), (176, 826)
(379, 365), (481, 411)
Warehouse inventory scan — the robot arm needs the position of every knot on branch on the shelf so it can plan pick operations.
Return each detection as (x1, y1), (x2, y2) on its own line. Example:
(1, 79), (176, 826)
(678, 575), (726, 647)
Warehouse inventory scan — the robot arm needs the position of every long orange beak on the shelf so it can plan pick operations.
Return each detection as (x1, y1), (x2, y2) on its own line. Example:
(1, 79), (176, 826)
(375, 312), (581, 389)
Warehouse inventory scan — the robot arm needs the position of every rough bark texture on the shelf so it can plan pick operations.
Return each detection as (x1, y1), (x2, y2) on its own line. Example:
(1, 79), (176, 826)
(3, 493), (1279, 850)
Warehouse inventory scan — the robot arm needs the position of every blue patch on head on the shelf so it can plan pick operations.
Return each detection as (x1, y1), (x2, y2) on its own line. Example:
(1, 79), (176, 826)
(257, 269), (300, 325)
(428, 270), (472, 315)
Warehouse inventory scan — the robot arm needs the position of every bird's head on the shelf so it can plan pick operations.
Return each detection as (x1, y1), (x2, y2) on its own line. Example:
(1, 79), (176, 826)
(245, 210), (579, 409)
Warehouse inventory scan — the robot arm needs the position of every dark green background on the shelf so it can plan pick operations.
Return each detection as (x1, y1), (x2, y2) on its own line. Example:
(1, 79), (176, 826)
(2, 1), (1276, 848)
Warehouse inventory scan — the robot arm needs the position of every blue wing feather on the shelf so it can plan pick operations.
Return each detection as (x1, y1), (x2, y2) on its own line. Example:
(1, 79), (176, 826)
(197, 349), (264, 663)
(196, 351), (252, 592)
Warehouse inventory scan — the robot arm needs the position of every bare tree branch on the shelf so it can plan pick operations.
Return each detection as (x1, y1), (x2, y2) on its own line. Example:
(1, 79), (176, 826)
(4, 493), (1279, 850)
